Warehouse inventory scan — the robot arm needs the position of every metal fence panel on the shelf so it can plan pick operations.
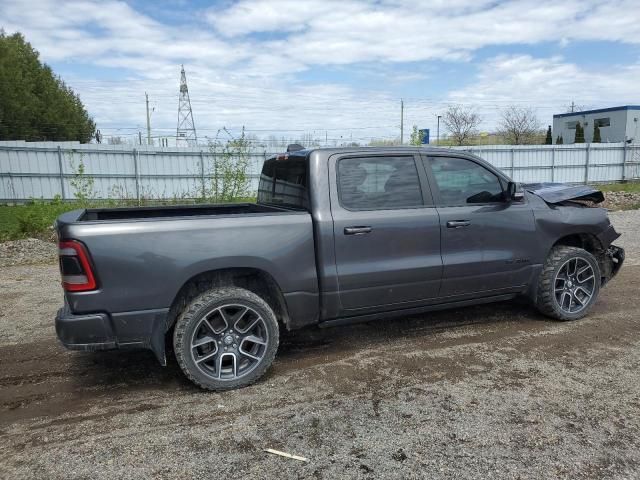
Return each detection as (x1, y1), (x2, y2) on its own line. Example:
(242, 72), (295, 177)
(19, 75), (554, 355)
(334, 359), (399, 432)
(452, 143), (639, 185)
(1, 142), (639, 202)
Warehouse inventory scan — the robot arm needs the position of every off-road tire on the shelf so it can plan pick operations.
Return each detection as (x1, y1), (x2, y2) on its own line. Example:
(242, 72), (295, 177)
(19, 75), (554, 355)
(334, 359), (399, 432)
(173, 287), (279, 391)
(535, 246), (601, 321)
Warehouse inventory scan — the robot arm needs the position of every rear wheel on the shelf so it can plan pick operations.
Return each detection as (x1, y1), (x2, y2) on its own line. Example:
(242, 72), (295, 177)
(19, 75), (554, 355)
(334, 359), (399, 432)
(536, 246), (601, 321)
(173, 287), (279, 391)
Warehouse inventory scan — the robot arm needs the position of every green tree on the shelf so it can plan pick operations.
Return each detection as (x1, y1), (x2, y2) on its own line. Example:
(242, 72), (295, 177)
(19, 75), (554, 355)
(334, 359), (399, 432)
(409, 125), (422, 146)
(0, 31), (95, 142)
(574, 122), (585, 143)
(556, 135), (563, 144)
(545, 125), (552, 144)
(593, 123), (601, 143)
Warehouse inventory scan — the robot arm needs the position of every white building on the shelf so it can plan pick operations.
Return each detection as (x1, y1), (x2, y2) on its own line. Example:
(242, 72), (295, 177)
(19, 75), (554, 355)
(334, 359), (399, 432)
(552, 106), (640, 144)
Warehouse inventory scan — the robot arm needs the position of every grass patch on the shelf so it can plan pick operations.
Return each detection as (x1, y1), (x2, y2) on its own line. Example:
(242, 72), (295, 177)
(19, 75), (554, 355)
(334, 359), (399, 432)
(0, 197), (257, 242)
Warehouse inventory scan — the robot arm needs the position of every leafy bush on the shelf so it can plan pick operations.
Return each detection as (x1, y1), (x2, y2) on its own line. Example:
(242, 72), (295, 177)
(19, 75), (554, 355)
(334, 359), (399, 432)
(207, 128), (253, 202)
(69, 154), (96, 205)
(14, 198), (71, 239)
(574, 122), (585, 143)
(593, 124), (601, 143)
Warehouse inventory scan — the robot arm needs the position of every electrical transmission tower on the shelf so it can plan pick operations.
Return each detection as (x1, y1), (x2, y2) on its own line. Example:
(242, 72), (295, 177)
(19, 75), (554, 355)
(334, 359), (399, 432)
(176, 65), (197, 146)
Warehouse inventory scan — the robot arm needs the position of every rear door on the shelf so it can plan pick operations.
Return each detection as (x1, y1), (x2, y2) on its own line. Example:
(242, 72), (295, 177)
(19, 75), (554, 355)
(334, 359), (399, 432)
(422, 154), (537, 298)
(329, 153), (442, 313)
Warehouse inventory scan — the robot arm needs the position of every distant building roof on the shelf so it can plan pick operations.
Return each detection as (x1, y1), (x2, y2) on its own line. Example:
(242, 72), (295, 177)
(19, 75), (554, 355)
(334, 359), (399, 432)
(553, 105), (640, 119)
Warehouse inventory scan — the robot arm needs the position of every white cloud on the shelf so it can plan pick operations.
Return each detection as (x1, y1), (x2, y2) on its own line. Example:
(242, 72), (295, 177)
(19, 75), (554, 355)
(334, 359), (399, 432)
(208, 0), (640, 66)
(447, 55), (640, 127)
(1, 0), (640, 141)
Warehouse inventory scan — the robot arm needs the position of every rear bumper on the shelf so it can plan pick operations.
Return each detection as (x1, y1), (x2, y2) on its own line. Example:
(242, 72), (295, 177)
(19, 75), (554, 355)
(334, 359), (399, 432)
(55, 305), (169, 364)
(55, 305), (117, 350)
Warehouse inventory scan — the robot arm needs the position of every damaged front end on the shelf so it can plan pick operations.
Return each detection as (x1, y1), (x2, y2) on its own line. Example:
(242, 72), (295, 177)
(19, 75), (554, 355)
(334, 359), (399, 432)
(526, 182), (625, 286)
(523, 182), (605, 205)
(602, 245), (625, 286)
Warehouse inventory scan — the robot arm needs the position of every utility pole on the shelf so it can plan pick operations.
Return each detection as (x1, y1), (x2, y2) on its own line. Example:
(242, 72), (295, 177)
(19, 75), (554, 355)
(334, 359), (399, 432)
(436, 115), (441, 146)
(145, 92), (151, 145)
(400, 99), (404, 145)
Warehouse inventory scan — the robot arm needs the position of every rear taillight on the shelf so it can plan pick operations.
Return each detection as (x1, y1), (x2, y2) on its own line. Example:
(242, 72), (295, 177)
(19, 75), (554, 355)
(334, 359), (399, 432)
(58, 240), (97, 292)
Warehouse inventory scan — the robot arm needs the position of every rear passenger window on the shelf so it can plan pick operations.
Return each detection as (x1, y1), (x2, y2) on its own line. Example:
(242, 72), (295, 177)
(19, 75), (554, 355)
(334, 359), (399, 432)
(429, 156), (504, 205)
(338, 156), (423, 210)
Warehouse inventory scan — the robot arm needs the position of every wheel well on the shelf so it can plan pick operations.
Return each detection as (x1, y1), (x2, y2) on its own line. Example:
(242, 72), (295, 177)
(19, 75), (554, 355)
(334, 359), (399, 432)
(552, 233), (609, 279)
(166, 268), (290, 334)
(553, 233), (603, 256)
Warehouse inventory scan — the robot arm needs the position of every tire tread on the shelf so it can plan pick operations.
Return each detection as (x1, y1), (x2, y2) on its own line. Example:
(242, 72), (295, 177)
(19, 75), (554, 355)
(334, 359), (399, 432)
(535, 245), (600, 321)
(173, 287), (279, 391)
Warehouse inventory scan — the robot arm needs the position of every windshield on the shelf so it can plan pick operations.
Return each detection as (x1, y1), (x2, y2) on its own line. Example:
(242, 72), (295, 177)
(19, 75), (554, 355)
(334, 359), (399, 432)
(257, 156), (309, 210)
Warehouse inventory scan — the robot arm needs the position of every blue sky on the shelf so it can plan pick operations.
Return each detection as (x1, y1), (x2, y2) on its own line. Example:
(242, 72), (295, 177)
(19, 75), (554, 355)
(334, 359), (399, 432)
(2, 0), (639, 144)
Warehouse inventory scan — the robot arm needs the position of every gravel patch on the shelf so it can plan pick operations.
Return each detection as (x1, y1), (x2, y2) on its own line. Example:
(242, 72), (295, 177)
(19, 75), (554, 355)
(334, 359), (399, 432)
(0, 208), (639, 479)
(1, 265), (639, 479)
(0, 238), (57, 267)
(602, 191), (640, 211)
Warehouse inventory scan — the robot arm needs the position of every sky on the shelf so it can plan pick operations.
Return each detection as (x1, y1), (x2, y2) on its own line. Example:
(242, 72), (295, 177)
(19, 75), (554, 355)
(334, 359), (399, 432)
(1, 0), (640, 145)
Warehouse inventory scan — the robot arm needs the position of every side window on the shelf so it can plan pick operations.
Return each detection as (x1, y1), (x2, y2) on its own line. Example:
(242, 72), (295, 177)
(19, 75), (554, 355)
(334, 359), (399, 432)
(338, 156), (424, 210)
(257, 157), (309, 209)
(429, 156), (504, 205)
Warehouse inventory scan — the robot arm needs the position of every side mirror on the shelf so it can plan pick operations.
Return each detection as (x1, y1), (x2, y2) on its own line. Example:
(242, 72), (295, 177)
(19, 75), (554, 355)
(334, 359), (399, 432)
(506, 181), (524, 202)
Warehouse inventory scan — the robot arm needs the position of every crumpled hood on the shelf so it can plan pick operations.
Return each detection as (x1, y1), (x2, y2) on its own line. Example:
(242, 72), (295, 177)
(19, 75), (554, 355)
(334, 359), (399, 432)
(522, 182), (605, 204)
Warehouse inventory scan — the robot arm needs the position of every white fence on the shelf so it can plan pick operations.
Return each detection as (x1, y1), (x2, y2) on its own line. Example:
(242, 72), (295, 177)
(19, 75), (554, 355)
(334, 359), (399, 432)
(451, 143), (640, 185)
(0, 141), (269, 202)
(1, 141), (639, 202)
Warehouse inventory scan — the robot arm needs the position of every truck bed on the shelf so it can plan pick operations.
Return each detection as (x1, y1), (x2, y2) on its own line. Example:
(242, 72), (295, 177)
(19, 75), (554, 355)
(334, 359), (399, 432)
(79, 203), (288, 221)
(55, 202), (319, 326)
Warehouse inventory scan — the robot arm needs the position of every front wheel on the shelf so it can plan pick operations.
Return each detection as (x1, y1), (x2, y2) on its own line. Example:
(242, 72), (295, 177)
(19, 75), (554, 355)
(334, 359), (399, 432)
(536, 246), (601, 321)
(173, 287), (279, 391)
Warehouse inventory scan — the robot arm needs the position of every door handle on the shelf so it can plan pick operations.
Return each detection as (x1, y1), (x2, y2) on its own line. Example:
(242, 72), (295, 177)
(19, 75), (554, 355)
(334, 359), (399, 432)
(446, 220), (471, 228)
(344, 226), (372, 235)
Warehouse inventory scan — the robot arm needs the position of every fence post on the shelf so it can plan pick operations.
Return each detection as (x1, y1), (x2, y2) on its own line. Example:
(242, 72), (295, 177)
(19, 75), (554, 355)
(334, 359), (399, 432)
(7, 173), (16, 201)
(550, 146), (556, 183)
(57, 146), (66, 199)
(622, 142), (627, 181)
(510, 148), (515, 179)
(200, 150), (206, 199)
(133, 148), (140, 205)
(584, 143), (590, 184)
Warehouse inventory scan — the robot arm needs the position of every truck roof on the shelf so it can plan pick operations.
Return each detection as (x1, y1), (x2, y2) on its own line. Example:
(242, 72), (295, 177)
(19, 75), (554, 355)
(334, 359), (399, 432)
(270, 146), (472, 161)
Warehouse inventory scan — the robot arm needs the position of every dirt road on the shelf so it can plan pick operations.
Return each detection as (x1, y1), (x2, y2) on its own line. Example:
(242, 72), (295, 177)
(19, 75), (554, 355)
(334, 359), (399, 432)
(1, 212), (639, 479)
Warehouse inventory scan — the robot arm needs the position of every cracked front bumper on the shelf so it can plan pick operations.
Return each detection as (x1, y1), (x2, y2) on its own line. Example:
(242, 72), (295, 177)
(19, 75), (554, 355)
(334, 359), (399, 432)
(602, 245), (624, 285)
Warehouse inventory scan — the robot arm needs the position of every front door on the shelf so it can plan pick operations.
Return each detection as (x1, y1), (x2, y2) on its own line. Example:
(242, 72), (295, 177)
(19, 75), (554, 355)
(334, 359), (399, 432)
(423, 155), (537, 298)
(330, 153), (442, 312)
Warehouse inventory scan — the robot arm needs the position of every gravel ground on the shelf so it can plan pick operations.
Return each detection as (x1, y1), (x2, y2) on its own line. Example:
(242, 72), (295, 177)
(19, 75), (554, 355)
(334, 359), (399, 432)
(0, 238), (57, 267)
(601, 191), (640, 211)
(1, 210), (639, 479)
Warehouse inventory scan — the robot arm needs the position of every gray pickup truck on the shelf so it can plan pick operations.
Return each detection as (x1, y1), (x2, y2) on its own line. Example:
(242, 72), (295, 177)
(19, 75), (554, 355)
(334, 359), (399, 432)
(55, 146), (624, 390)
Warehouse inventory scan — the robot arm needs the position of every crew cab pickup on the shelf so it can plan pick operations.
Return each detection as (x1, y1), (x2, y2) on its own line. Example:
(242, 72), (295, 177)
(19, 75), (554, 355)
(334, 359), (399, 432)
(55, 146), (624, 390)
